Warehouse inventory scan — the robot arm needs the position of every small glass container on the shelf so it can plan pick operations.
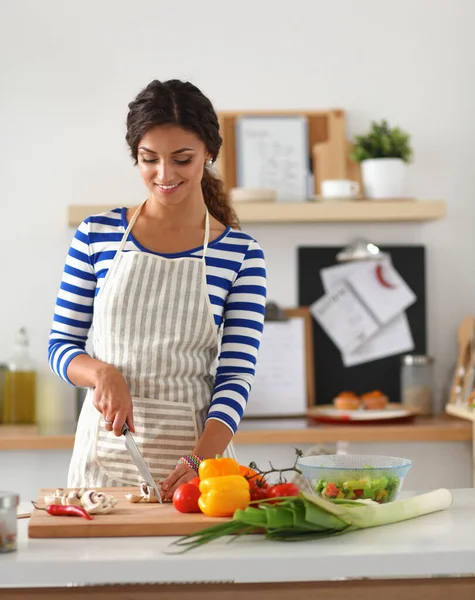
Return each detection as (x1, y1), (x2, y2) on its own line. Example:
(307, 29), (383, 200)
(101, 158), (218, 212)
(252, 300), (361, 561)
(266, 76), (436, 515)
(0, 492), (19, 553)
(401, 355), (434, 415)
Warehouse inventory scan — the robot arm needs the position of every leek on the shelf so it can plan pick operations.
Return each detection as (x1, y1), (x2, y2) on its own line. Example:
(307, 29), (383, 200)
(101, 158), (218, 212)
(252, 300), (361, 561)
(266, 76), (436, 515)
(171, 488), (452, 552)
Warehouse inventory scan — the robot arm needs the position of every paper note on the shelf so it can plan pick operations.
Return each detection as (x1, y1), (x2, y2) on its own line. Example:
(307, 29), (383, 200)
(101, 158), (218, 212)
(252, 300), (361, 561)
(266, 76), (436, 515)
(246, 317), (307, 417)
(310, 283), (380, 354)
(346, 257), (416, 325)
(320, 262), (414, 366)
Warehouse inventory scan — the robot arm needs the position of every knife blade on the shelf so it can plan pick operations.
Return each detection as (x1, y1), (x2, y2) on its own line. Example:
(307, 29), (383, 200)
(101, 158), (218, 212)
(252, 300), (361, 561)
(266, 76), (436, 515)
(122, 423), (162, 503)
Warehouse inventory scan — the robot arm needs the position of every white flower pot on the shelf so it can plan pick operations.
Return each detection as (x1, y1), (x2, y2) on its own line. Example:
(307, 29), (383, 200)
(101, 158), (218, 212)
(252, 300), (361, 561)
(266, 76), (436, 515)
(361, 158), (409, 199)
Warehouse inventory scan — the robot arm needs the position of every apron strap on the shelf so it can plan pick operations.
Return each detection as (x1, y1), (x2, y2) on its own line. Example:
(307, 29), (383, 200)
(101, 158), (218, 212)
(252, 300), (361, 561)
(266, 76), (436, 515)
(202, 209), (210, 258)
(117, 200), (146, 254)
(98, 200), (147, 297)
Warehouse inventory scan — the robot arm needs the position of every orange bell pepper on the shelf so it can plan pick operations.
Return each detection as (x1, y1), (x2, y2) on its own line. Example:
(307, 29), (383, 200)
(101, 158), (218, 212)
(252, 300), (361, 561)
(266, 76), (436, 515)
(198, 456), (241, 480)
(198, 475), (250, 518)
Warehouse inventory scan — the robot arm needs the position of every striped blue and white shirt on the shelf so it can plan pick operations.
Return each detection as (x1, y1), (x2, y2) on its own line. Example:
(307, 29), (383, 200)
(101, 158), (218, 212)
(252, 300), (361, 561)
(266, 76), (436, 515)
(48, 207), (267, 434)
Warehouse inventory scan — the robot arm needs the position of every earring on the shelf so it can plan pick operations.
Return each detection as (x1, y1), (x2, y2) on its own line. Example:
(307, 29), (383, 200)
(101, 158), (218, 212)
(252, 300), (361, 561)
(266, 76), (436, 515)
(206, 158), (213, 166)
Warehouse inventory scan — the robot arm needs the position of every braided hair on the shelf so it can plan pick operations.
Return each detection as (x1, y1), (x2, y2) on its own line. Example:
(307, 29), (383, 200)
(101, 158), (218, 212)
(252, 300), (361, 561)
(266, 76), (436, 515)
(126, 79), (239, 230)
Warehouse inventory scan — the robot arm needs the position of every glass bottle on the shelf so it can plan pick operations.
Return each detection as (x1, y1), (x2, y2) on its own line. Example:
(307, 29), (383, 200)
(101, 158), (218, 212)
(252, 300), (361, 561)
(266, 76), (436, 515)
(3, 328), (36, 424)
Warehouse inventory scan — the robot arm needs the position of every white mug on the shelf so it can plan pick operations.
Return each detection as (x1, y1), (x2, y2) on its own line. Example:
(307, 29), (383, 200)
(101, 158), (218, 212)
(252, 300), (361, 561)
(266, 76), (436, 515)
(321, 179), (360, 199)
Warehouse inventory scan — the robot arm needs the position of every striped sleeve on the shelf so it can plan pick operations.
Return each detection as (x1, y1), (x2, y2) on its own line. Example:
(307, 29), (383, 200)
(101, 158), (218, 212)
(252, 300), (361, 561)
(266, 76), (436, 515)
(48, 219), (96, 383)
(206, 240), (267, 434)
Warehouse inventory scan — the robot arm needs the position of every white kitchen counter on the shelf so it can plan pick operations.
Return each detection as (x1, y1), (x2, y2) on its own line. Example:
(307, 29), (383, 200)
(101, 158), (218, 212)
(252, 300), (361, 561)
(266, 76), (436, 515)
(1, 489), (474, 594)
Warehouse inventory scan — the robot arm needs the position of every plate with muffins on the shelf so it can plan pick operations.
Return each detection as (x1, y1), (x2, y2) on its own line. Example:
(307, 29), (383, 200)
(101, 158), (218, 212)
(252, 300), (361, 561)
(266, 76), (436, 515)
(307, 390), (414, 424)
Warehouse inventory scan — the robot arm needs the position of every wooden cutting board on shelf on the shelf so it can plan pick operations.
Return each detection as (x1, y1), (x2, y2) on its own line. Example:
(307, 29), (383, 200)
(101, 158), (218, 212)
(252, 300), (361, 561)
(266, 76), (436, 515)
(28, 487), (230, 539)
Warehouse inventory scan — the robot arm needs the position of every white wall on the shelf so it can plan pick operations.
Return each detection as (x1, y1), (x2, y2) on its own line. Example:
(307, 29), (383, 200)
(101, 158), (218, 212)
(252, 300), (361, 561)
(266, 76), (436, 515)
(1, 0), (475, 416)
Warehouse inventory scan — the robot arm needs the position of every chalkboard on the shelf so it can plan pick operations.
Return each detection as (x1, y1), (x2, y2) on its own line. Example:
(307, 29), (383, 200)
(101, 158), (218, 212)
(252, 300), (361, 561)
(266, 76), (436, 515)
(298, 246), (426, 405)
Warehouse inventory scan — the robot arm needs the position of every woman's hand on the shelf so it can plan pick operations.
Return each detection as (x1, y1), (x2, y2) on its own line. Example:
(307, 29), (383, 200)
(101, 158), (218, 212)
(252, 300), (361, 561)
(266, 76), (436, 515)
(160, 464), (197, 501)
(93, 365), (135, 436)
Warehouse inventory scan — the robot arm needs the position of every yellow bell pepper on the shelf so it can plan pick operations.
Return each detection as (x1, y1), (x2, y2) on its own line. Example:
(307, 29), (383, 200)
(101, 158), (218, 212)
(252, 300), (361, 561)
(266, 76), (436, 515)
(198, 456), (241, 480)
(198, 475), (250, 517)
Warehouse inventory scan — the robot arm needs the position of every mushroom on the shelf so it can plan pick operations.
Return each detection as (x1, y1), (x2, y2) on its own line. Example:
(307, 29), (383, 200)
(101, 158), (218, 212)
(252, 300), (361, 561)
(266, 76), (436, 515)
(44, 488), (65, 505)
(93, 492), (118, 514)
(80, 490), (103, 514)
(79, 490), (118, 514)
(125, 494), (143, 503)
(140, 482), (159, 503)
(61, 491), (82, 507)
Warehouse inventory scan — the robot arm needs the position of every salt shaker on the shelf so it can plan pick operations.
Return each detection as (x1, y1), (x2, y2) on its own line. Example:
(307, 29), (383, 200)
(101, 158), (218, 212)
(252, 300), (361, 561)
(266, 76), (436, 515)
(401, 355), (434, 415)
(0, 492), (19, 553)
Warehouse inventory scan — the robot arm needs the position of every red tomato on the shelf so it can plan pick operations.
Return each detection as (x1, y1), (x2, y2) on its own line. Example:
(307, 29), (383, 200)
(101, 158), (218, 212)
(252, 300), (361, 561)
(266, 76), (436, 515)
(239, 465), (267, 489)
(189, 476), (201, 487)
(250, 485), (270, 502)
(323, 482), (339, 498)
(172, 483), (201, 513)
(267, 483), (300, 503)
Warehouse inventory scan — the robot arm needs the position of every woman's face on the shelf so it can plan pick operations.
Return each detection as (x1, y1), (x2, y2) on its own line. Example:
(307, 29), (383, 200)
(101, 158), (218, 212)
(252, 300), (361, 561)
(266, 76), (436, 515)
(137, 125), (210, 207)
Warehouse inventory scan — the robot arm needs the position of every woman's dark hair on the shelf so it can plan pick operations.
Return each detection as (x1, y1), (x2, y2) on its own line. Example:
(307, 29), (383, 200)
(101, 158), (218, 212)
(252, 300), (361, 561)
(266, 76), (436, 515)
(126, 79), (239, 229)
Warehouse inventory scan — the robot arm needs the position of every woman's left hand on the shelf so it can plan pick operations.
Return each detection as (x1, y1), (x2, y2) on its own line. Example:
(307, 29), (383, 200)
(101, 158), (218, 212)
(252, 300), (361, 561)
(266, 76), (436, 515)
(160, 464), (198, 501)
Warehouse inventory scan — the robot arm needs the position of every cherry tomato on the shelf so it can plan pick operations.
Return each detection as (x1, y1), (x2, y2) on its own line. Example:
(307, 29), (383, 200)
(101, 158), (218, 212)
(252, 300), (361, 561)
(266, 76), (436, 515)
(250, 485), (270, 502)
(267, 482), (300, 503)
(323, 482), (339, 498)
(189, 476), (201, 487)
(172, 483), (201, 513)
(239, 465), (267, 489)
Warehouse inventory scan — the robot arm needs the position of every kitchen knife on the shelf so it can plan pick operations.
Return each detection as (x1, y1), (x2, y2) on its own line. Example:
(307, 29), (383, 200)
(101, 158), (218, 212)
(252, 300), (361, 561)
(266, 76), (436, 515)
(122, 423), (162, 503)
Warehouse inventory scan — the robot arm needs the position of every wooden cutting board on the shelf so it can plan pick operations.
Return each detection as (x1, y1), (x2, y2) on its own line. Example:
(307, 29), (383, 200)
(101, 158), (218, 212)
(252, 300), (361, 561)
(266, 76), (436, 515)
(28, 487), (231, 539)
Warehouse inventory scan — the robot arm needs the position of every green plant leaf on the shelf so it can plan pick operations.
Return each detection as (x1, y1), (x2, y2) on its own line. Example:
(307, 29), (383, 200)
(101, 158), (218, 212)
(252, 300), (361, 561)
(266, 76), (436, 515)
(350, 119), (412, 163)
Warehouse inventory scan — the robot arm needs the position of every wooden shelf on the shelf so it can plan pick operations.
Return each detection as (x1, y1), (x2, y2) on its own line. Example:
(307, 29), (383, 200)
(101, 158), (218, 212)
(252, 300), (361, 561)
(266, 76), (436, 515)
(68, 200), (446, 227)
(0, 416), (470, 451)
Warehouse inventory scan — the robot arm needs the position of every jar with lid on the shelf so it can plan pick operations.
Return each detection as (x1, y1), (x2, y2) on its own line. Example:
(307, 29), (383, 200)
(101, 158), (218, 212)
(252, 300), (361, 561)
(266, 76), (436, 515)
(401, 355), (434, 415)
(0, 492), (19, 553)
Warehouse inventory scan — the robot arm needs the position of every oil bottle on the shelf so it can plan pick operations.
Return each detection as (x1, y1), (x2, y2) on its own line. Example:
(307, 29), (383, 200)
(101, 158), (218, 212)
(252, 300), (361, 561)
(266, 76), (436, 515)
(3, 328), (36, 424)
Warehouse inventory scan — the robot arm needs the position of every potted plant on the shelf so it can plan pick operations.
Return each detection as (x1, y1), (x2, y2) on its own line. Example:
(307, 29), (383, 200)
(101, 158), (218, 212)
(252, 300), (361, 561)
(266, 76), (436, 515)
(350, 120), (413, 199)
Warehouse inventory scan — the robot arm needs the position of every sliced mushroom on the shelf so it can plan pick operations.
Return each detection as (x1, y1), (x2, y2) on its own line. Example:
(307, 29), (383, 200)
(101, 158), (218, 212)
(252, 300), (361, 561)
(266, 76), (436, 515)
(80, 490), (103, 514)
(125, 494), (143, 503)
(62, 491), (82, 507)
(44, 488), (65, 505)
(140, 482), (159, 503)
(76, 488), (87, 499)
(93, 492), (115, 514)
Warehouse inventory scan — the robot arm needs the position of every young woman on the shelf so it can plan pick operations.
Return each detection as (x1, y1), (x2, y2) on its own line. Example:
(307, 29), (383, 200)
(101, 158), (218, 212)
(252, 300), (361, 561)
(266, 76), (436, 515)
(49, 79), (267, 500)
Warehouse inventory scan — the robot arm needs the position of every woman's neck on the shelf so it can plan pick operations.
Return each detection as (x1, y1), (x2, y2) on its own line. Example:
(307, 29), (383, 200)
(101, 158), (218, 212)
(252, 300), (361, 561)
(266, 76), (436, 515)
(142, 192), (207, 230)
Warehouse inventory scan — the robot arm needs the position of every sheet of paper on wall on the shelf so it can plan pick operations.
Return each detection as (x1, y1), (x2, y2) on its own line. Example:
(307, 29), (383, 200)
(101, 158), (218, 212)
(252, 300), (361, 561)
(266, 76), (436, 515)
(320, 262), (414, 367)
(310, 283), (380, 354)
(346, 257), (417, 325)
(235, 116), (309, 202)
(246, 317), (307, 417)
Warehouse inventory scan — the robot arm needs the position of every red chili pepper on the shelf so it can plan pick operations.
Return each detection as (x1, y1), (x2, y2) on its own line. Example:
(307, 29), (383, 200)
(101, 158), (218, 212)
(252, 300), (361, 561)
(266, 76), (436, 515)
(32, 502), (93, 520)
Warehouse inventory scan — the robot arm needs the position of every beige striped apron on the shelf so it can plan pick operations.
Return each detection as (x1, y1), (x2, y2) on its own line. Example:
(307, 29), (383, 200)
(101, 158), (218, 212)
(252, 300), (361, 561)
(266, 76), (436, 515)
(68, 199), (235, 488)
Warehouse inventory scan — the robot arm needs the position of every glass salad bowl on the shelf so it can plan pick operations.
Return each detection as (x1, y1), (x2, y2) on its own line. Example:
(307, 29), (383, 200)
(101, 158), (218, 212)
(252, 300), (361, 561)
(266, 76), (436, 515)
(296, 454), (412, 503)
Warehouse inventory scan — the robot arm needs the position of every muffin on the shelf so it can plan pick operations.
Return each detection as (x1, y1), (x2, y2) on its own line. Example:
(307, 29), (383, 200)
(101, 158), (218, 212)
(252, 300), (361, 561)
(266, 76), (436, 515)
(333, 391), (360, 411)
(361, 390), (388, 410)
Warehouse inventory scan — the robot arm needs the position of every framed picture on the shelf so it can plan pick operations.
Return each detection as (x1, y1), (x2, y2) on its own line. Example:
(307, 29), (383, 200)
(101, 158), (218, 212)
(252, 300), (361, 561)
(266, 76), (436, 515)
(235, 115), (310, 202)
